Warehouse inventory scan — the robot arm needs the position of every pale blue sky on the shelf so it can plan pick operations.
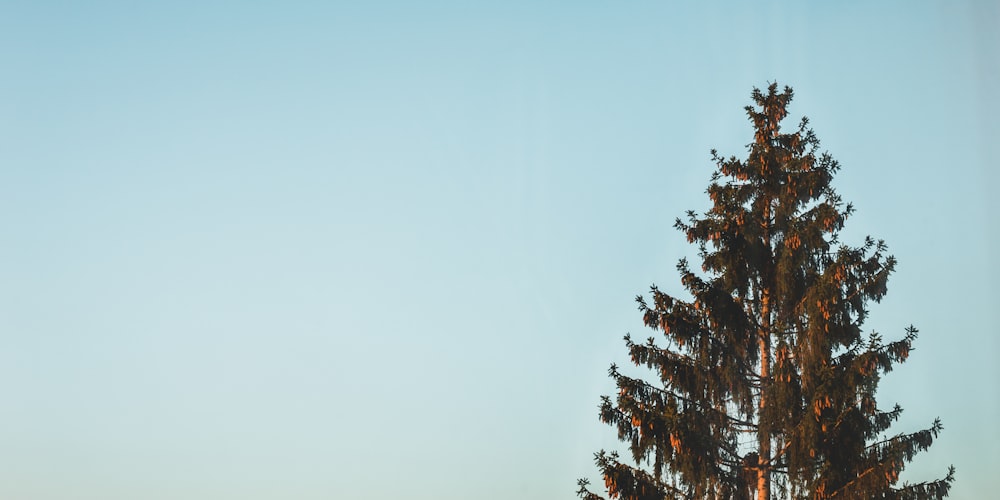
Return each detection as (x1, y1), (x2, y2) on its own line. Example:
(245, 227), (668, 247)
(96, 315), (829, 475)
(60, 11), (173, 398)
(1, 1), (997, 499)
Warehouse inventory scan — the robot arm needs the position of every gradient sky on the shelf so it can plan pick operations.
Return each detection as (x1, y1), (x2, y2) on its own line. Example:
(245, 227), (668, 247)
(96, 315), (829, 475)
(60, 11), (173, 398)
(1, 1), (997, 499)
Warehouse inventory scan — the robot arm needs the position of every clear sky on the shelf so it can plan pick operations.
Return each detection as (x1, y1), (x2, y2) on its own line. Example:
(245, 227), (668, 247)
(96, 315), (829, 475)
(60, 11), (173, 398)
(1, 1), (997, 499)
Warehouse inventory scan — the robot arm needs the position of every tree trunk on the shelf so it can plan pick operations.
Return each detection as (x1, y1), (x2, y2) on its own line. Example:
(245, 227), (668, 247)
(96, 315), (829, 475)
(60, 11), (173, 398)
(757, 289), (771, 500)
(758, 198), (772, 500)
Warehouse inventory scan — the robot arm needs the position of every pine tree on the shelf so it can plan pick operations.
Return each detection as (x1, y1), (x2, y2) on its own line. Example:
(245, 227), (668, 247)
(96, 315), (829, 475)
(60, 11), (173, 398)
(577, 84), (955, 500)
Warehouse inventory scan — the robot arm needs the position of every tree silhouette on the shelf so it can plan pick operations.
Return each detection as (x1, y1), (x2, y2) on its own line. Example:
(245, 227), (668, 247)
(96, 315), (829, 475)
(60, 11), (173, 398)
(578, 84), (954, 500)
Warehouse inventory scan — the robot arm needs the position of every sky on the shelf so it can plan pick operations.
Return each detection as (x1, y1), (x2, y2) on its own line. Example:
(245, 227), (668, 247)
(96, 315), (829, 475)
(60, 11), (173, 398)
(0, 1), (997, 499)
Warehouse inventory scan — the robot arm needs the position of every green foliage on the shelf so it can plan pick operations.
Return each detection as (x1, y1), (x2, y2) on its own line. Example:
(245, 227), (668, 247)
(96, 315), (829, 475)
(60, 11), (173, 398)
(579, 84), (954, 499)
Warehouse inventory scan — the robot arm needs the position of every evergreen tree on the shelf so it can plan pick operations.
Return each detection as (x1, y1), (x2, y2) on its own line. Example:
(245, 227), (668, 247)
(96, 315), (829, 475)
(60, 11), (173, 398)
(577, 84), (955, 500)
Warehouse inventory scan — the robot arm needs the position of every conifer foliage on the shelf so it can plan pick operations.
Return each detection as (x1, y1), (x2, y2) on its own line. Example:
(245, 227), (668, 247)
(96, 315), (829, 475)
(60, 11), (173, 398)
(578, 84), (954, 500)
